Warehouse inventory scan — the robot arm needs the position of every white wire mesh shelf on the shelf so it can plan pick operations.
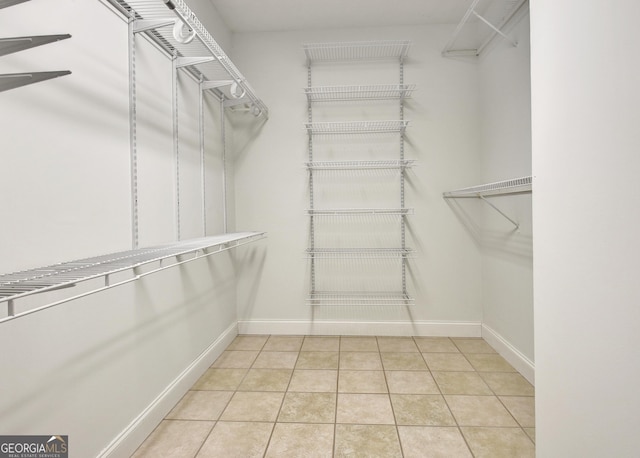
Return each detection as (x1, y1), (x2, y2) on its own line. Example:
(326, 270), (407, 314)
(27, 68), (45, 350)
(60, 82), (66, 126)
(306, 160), (415, 170)
(443, 176), (532, 198)
(304, 84), (416, 102)
(306, 248), (414, 259)
(303, 40), (411, 63)
(308, 208), (414, 216)
(307, 291), (414, 306)
(0, 232), (266, 323)
(305, 120), (409, 135)
(108, 0), (268, 117)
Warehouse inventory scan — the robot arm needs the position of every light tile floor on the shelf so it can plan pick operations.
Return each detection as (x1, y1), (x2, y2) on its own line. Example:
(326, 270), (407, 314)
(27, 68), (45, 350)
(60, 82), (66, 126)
(132, 335), (535, 457)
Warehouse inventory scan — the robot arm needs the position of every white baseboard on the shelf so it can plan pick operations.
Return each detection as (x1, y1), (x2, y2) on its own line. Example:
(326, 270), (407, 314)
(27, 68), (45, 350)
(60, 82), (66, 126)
(482, 324), (535, 385)
(98, 322), (238, 458)
(237, 320), (481, 337)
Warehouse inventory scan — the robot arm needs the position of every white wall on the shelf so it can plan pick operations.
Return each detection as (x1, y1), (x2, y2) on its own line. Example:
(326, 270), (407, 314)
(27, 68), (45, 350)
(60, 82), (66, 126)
(531, 1), (640, 456)
(231, 25), (484, 335)
(0, 1), (242, 456)
(477, 13), (534, 370)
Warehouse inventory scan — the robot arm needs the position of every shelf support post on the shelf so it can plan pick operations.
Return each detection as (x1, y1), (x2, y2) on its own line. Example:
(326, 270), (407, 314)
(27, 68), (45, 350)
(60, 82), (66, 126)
(172, 50), (181, 241)
(220, 96), (228, 233)
(128, 15), (139, 249)
(199, 75), (207, 237)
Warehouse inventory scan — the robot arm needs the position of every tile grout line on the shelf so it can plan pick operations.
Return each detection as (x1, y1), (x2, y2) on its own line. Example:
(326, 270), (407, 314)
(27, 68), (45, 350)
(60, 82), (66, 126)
(427, 337), (477, 458)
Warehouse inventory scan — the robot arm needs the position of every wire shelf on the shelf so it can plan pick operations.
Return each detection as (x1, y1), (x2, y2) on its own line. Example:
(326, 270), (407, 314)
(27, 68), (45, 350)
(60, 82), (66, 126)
(306, 160), (415, 170)
(308, 208), (414, 216)
(443, 176), (532, 198)
(0, 232), (266, 322)
(306, 248), (414, 259)
(303, 40), (411, 63)
(108, 0), (268, 117)
(307, 291), (414, 306)
(305, 120), (409, 135)
(304, 84), (416, 102)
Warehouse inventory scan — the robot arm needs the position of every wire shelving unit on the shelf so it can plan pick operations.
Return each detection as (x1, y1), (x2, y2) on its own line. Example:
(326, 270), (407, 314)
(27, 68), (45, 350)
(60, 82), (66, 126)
(304, 84), (416, 102)
(0, 232), (266, 323)
(305, 40), (415, 307)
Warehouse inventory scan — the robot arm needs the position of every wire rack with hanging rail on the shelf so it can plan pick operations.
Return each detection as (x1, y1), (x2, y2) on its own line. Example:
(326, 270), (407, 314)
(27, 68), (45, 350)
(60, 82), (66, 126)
(305, 40), (415, 306)
(0, 232), (266, 324)
(443, 176), (532, 229)
(107, 0), (268, 116)
(442, 0), (529, 57)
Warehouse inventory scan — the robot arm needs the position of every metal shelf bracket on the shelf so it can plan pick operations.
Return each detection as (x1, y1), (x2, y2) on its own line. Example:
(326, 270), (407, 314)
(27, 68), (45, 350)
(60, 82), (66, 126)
(175, 56), (214, 68)
(133, 18), (174, 33)
(0, 34), (71, 57)
(0, 71), (71, 93)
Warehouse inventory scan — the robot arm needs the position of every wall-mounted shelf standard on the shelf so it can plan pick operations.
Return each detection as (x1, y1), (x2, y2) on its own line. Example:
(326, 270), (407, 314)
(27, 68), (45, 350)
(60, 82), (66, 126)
(0, 232), (266, 323)
(442, 0), (528, 57)
(108, 0), (268, 117)
(307, 291), (414, 306)
(306, 160), (416, 170)
(305, 84), (416, 102)
(305, 120), (409, 135)
(308, 208), (414, 216)
(443, 176), (532, 229)
(304, 40), (411, 63)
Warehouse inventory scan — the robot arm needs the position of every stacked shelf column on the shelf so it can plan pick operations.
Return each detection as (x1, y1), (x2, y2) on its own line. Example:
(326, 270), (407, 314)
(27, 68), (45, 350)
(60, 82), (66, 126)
(303, 40), (415, 306)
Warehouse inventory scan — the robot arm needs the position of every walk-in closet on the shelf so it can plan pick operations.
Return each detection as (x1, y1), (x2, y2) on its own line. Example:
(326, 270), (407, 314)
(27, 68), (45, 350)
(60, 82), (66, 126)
(1, 0), (639, 457)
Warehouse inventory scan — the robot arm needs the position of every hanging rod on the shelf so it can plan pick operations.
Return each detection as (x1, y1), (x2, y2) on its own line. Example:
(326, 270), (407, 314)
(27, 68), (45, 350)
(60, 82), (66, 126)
(0, 232), (266, 323)
(443, 176), (531, 229)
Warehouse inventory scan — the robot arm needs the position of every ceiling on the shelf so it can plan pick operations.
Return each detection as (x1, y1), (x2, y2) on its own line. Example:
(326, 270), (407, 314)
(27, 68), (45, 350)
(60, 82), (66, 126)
(208, 0), (489, 33)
